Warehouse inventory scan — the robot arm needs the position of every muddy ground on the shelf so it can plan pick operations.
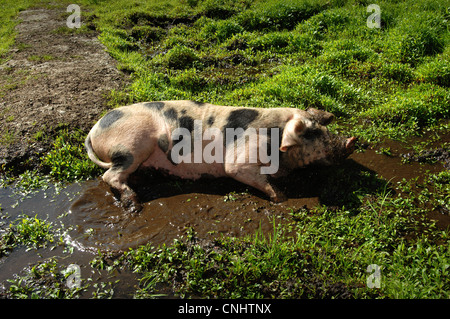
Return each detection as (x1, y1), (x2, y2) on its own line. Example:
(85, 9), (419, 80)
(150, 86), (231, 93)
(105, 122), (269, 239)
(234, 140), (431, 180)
(0, 5), (449, 299)
(1, 5), (449, 245)
(0, 7), (126, 171)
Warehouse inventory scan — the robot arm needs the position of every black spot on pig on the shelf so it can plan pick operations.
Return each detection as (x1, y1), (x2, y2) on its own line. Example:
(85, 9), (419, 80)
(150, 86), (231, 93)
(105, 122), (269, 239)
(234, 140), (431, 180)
(99, 109), (123, 129)
(170, 116), (195, 160)
(110, 148), (134, 171)
(163, 108), (178, 121)
(207, 116), (215, 126)
(144, 101), (165, 111)
(224, 109), (259, 130)
(179, 115), (195, 133)
(222, 109), (260, 146)
(158, 134), (170, 153)
(192, 101), (206, 107)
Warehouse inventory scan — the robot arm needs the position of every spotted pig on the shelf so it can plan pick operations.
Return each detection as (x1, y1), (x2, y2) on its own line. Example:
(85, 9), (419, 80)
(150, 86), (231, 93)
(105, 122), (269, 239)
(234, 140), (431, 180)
(85, 100), (356, 212)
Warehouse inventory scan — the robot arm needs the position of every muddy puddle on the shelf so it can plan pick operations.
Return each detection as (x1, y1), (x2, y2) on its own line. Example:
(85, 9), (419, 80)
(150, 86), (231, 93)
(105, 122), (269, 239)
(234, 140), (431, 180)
(4, 139), (447, 254)
(67, 131), (449, 250)
(0, 135), (448, 297)
(68, 156), (444, 253)
(68, 179), (291, 252)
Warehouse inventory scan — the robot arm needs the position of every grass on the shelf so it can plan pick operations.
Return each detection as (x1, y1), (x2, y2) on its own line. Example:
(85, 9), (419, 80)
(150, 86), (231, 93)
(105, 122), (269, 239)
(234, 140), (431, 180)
(41, 129), (102, 182)
(27, 54), (56, 63)
(0, 0), (449, 299)
(120, 170), (449, 299)
(0, 0), (34, 62)
(82, 0), (448, 143)
(1, 128), (102, 191)
(0, 214), (56, 257)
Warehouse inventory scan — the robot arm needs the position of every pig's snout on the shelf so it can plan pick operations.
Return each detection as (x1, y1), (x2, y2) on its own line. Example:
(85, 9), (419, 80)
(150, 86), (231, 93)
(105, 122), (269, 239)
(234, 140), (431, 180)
(345, 137), (357, 154)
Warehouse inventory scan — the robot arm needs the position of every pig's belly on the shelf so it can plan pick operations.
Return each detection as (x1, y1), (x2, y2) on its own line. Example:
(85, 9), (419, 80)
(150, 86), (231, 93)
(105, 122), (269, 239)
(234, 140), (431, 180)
(141, 148), (227, 180)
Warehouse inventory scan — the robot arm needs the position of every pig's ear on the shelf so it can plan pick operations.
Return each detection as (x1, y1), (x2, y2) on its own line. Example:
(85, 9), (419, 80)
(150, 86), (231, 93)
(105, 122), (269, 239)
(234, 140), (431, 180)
(280, 118), (305, 152)
(307, 108), (334, 126)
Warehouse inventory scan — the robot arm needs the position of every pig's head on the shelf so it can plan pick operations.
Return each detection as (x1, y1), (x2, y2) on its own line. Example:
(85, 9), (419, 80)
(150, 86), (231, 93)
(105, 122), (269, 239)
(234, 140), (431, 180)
(280, 108), (356, 168)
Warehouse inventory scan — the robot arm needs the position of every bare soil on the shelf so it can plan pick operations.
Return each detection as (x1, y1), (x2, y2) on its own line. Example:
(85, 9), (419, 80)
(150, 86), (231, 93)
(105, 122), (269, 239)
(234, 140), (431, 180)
(0, 6), (127, 171)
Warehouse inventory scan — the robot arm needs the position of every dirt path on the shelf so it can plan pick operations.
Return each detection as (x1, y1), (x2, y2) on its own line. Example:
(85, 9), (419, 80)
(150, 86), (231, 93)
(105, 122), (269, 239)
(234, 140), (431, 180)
(0, 6), (126, 170)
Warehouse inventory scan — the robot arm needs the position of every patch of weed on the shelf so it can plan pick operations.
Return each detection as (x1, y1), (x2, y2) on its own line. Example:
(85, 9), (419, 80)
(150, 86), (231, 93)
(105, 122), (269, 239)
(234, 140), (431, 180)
(0, 0), (33, 60)
(6, 258), (85, 298)
(236, 0), (327, 31)
(27, 54), (56, 63)
(0, 214), (56, 257)
(417, 56), (450, 87)
(125, 226), (360, 298)
(163, 44), (199, 69)
(41, 129), (102, 182)
(0, 129), (16, 146)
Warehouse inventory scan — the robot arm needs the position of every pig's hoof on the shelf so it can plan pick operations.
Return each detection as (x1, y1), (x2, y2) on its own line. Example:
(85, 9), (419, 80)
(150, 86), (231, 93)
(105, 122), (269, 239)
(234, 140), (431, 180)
(120, 191), (142, 213)
(122, 194), (143, 213)
(127, 202), (143, 214)
(270, 193), (287, 203)
(123, 200), (143, 214)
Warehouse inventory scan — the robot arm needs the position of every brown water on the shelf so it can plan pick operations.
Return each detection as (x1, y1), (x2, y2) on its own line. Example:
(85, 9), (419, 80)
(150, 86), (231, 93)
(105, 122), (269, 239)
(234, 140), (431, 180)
(67, 178), (313, 252)
(66, 136), (449, 253)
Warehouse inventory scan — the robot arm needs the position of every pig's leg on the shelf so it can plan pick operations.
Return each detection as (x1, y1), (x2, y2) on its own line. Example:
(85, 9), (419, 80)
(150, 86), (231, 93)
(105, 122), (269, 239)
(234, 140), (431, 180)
(103, 169), (141, 212)
(224, 163), (286, 202)
(102, 147), (143, 212)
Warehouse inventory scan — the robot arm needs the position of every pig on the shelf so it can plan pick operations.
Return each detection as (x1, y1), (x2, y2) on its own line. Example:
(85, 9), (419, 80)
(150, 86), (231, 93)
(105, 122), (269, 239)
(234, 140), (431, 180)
(85, 100), (356, 212)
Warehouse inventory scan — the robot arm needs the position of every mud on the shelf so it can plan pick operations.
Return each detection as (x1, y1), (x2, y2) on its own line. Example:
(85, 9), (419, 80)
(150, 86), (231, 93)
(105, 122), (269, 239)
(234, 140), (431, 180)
(66, 133), (450, 253)
(0, 183), (139, 298)
(68, 169), (327, 252)
(1, 132), (448, 298)
(352, 135), (450, 230)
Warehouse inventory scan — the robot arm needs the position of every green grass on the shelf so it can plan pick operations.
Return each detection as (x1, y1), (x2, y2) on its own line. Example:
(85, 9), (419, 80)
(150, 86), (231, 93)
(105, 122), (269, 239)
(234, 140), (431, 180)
(122, 171), (449, 299)
(41, 129), (102, 182)
(1, 128), (102, 190)
(0, 0), (34, 61)
(27, 54), (56, 63)
(0, 214), (56, 257)
(82, 0), (449, 143)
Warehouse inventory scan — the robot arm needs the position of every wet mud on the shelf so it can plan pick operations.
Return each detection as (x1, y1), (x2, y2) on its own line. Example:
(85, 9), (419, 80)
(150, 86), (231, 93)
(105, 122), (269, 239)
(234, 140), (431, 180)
(66, 164), (354, 252)
(66, 134), (449, 253)
(69, 179), (283, 251)
(1, 134), (448, 298)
